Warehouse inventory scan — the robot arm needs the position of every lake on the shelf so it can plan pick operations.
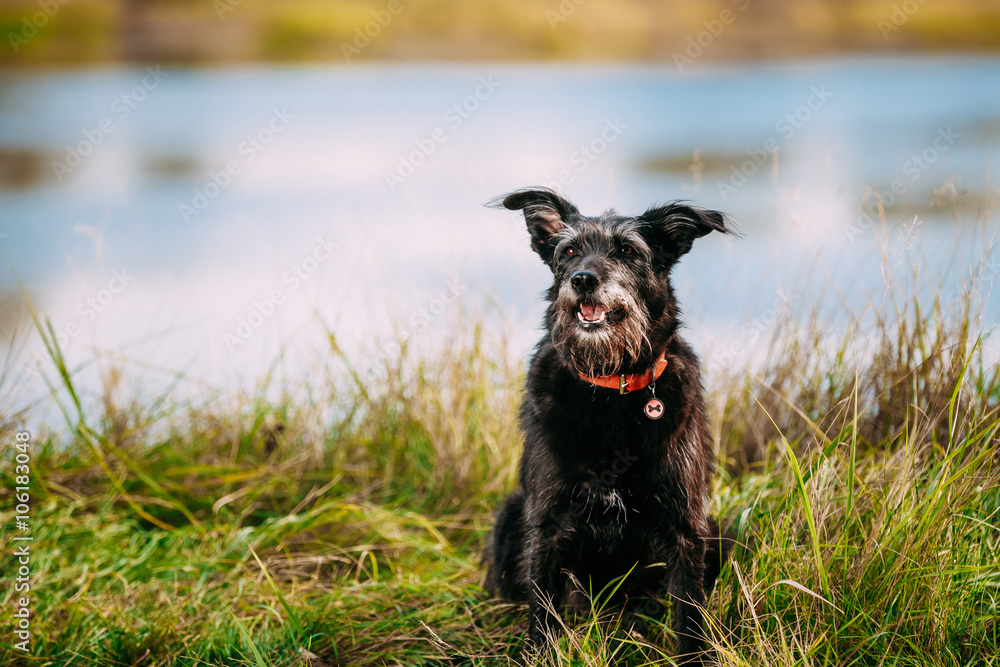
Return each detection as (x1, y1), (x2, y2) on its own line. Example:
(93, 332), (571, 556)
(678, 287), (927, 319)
(1, 57), (998, 423)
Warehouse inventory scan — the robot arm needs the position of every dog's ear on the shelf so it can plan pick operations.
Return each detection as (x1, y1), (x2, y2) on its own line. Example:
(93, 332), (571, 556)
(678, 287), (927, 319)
(488, 187), (580, 263)
(638, 202), (735, 269)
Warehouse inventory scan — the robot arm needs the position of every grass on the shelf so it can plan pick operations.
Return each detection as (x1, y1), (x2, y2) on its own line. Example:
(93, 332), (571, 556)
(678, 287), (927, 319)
(1, 228), (999, 666)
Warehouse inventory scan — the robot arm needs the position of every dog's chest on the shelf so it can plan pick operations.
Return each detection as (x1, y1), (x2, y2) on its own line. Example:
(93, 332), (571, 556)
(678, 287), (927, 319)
(564, 452), (651, 530)
(572, 471), (628, 516)
(554, 410), (667, 502)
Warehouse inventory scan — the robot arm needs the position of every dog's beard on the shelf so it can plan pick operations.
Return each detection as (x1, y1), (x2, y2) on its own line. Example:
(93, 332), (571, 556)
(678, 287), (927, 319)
(551, 283), (651, 378)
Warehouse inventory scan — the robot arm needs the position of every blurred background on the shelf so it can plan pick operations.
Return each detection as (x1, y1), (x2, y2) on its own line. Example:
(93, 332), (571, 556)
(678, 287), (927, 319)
(1, 0), (998, 426)
(3, 0), (1000, 64)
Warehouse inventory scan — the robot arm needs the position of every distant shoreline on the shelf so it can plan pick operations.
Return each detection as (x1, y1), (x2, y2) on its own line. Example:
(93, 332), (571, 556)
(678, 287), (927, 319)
(2, 0), (1000, 67)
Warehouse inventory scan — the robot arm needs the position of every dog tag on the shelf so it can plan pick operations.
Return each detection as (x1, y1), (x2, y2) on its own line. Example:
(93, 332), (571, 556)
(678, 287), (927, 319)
(644, 398), (664, 420)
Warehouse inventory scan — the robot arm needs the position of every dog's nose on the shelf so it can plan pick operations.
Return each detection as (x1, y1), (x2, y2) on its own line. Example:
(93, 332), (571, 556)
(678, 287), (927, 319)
(571, 270), (599, 293)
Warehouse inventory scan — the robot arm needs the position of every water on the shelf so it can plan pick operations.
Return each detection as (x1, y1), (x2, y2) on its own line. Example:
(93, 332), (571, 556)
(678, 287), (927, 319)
(1, 57), (998, 423)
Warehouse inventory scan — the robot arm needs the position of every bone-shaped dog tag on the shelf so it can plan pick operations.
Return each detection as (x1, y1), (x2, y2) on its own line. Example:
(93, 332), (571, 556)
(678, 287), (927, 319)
(644, 398), (664, 419)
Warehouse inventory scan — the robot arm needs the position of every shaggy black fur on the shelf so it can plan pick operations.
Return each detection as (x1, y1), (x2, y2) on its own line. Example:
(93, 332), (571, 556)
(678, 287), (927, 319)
(483, 187), (736, 663)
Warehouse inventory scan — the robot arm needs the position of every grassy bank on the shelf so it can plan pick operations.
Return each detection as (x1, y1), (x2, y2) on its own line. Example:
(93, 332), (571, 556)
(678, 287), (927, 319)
(1, 242), (999, 666)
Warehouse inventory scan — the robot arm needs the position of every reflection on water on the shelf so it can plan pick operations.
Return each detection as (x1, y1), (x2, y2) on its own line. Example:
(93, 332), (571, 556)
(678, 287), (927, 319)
(0, 58), (998, 425)
(639, 149), (752, 176)
(142, 154), (201, 179)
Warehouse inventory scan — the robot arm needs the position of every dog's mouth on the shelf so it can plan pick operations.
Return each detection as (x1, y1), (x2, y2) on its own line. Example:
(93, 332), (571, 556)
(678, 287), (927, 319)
(575, 303), (624, 326)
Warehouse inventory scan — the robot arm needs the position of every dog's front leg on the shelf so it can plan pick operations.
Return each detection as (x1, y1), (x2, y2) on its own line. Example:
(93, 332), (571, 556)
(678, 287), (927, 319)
(669, 533), (709, 663)
(524, 525), (566, 649)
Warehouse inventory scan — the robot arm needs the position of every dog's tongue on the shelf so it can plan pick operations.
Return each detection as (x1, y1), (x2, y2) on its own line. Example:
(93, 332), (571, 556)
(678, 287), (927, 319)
(581, 304), (609, 321)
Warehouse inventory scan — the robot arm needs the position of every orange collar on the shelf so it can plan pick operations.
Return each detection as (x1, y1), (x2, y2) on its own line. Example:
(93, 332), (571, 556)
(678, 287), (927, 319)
(576, 353), (668, 394)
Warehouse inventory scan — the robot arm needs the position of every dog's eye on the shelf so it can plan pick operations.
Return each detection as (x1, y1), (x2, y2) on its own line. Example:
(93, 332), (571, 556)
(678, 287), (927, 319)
(564, 247), (576, 257)
(620, 245), (635, 256)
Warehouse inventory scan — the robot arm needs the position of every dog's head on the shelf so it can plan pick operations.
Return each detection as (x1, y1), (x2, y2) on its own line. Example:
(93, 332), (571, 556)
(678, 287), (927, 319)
(492, 187), (733, 377)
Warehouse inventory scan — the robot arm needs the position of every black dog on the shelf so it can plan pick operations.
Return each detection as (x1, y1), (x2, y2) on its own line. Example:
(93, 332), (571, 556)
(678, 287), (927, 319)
(484, 187), (735, 663)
